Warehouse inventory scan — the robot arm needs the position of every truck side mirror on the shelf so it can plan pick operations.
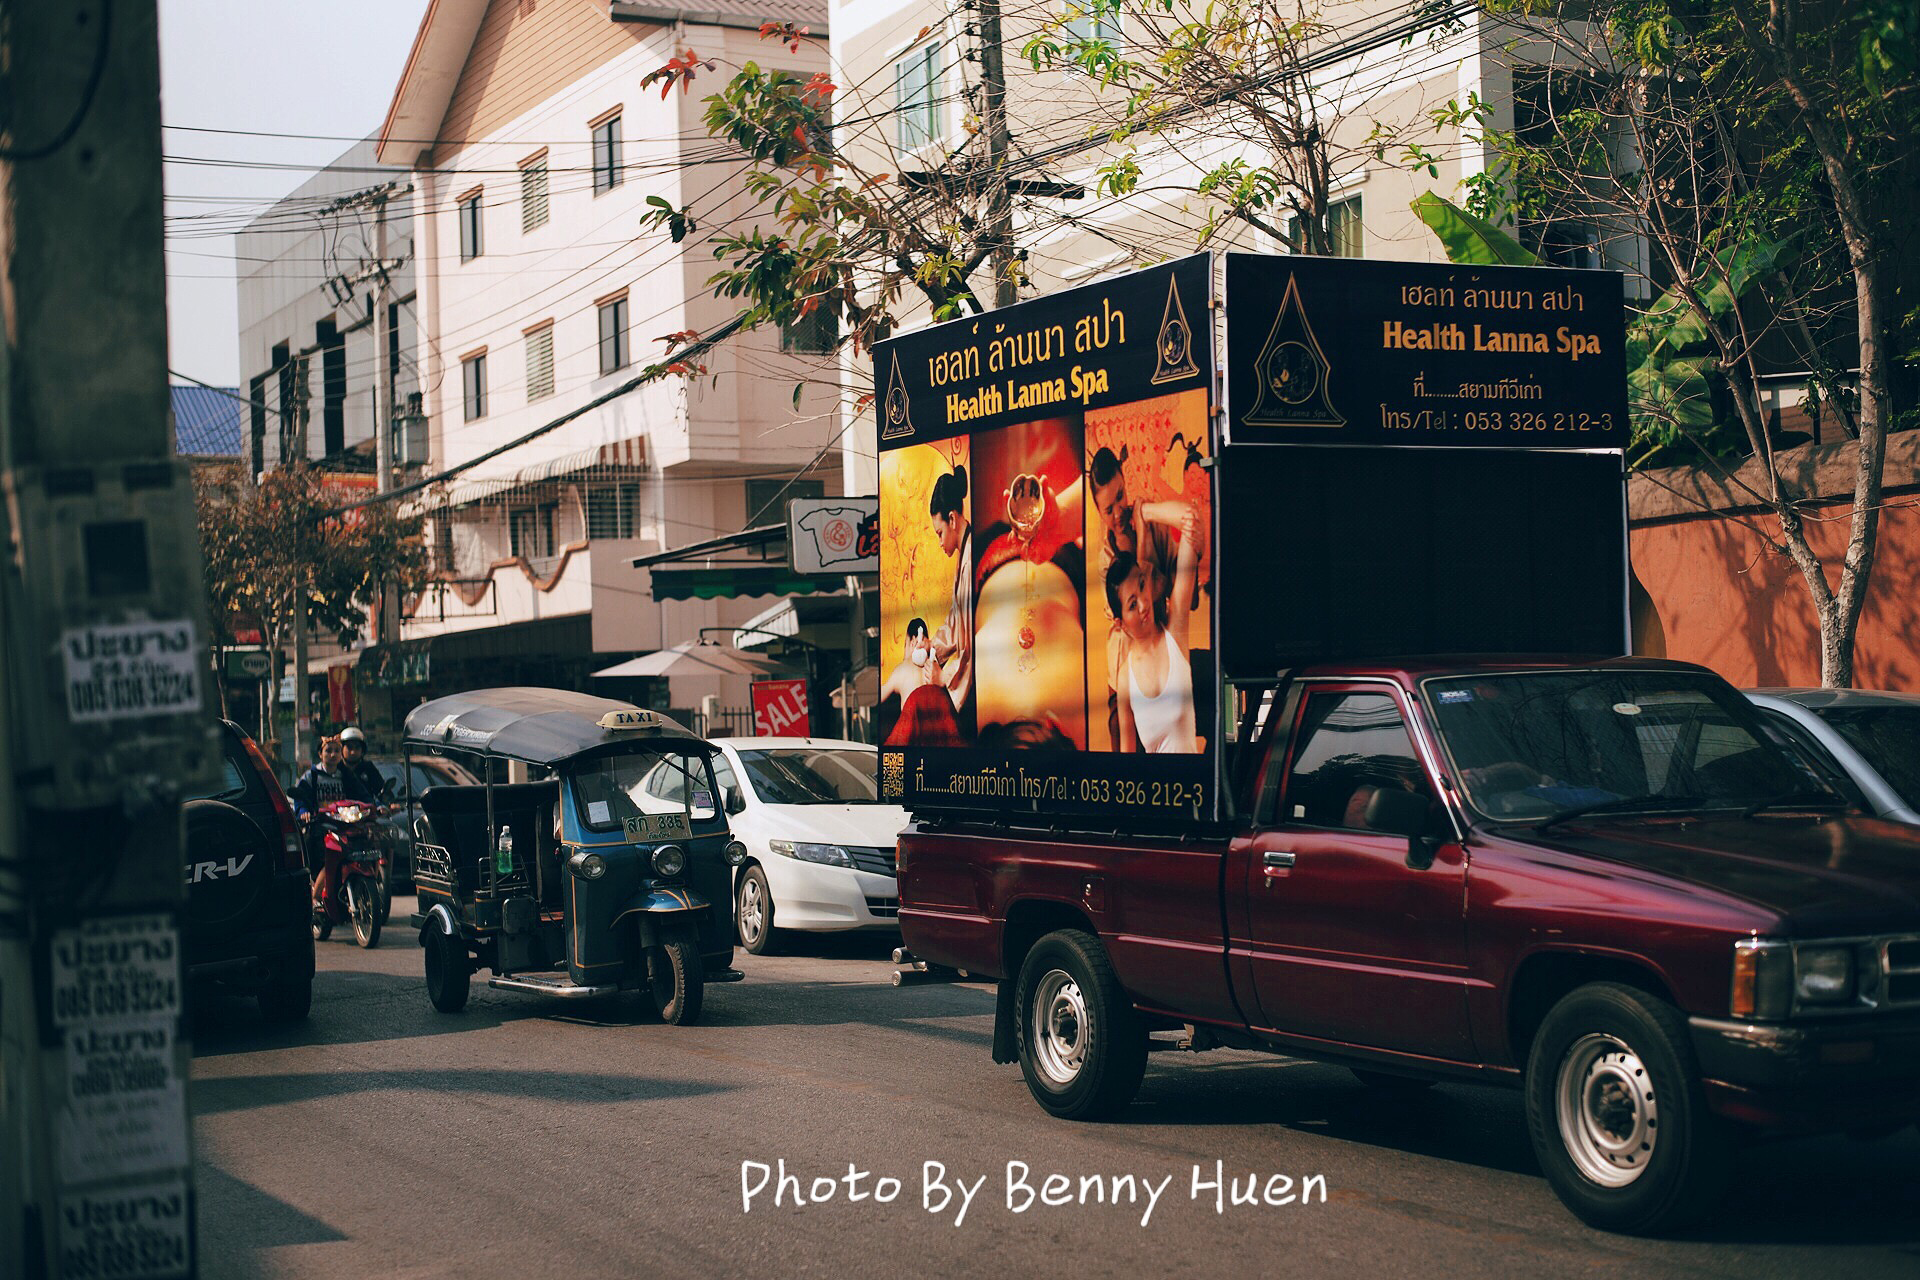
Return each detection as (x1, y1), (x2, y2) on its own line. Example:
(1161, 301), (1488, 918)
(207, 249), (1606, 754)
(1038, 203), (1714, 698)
(1365, 788), (1446, 870)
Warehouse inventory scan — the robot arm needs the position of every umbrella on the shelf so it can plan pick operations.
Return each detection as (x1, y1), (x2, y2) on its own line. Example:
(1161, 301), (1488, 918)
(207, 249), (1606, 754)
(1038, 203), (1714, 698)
(593, 640), (783, 679)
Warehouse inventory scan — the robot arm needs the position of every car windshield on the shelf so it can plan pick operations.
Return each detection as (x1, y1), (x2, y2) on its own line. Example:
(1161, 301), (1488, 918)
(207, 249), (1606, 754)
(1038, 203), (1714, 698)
(1814, 706), (1920, 803)
(735, 748), (878, 804)
(573, 748), (721, 833)
(1426, 670), (1809, 821)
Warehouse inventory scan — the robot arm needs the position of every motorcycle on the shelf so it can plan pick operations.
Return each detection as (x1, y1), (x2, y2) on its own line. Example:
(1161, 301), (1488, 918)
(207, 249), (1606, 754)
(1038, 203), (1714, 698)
(308, 798), (384, 948)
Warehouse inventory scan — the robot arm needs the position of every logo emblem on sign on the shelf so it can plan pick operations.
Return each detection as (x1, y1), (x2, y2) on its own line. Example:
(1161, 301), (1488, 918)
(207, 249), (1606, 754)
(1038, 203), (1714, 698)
(1241, 274), (1345, 429)
(1150, 273), (1201, 385)
(881, 350), (915, 440)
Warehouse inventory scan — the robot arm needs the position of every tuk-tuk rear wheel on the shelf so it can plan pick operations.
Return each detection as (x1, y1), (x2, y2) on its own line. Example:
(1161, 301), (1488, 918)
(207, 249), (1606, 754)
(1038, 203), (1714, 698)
(424, 927), (470, 1013)
(650, 939), (705, 1026)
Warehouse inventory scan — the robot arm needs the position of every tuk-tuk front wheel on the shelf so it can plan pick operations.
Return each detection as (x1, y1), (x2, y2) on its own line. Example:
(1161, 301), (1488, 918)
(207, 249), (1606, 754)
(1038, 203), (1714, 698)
(424, 927), (470, 1014)
(650, 939), (705, 1025)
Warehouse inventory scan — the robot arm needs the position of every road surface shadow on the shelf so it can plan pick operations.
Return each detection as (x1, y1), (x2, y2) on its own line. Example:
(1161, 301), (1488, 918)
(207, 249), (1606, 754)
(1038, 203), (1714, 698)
(194, 1162), (344, 1251)
(192, 1066), (732, 1116)
(188, 969), (556, 1057)
(1121, 1054), (1920, 1246)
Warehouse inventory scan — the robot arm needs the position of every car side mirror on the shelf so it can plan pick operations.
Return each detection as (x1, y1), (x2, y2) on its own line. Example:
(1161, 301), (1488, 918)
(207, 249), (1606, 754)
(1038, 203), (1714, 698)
(724, 787), (746, 816)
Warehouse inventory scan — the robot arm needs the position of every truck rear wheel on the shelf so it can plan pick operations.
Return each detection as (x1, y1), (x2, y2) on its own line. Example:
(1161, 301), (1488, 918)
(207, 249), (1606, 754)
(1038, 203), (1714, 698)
(1014, 929), (1147, 1120)
(1525, 981), (1731, 1234)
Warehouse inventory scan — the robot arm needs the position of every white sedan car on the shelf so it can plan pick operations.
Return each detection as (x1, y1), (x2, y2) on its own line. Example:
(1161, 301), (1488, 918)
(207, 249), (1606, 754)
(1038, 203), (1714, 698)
(702, 738), (908, 954)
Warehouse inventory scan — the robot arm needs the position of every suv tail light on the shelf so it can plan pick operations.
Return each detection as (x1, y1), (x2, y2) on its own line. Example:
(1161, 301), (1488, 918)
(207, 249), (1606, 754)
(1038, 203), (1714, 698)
(241, 734), (306, 872)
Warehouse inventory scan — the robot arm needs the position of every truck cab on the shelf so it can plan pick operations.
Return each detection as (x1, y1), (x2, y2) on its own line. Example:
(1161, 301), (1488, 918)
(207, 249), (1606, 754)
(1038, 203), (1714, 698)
(899, 657), (1920, 1233)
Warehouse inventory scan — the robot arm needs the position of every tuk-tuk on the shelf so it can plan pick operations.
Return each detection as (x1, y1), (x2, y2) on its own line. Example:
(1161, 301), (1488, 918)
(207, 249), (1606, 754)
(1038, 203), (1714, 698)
(402, 688), (745, 1024)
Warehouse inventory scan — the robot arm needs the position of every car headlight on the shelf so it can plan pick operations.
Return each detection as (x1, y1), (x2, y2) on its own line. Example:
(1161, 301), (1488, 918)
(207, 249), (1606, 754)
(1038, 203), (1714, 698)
(1796, 945), (1854, 1004)
(723, 840), (748, 867)
(769, 839), (854, 867)
(651, 844), (686, 878)
(569, 850), (608, 880)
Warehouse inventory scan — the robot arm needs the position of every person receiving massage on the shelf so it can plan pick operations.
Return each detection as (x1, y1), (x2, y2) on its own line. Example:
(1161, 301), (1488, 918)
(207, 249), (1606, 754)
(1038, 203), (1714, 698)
(881, 617), (968, 747)
(927, 466), (973, 703)
(1107, 503), (1201, 754)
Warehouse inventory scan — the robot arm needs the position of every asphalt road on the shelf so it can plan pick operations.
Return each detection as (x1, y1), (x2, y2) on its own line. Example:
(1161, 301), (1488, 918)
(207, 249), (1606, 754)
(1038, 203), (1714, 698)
(189, 897), (1920, 1280)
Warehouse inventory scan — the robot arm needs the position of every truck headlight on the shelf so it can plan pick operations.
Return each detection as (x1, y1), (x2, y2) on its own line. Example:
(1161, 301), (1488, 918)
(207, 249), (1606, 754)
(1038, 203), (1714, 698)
(1795, 946), (1854, 1004)
(651, 844), (687, 878)
(769, 839), (854, 868)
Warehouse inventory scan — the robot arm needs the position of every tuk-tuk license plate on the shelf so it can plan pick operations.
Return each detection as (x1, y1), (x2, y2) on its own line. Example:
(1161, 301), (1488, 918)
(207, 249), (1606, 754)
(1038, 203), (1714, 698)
(623, 813), (691, 842)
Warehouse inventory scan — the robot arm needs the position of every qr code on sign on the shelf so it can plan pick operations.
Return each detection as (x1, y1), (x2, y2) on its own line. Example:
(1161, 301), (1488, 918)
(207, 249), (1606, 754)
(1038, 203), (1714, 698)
(881, 751), (905, 798)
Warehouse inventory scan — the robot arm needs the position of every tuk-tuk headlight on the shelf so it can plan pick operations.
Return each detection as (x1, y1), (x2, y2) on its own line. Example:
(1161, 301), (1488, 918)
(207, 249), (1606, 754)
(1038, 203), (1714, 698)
(569, 850), (608, 880)
(651, 844), (687, 878)
(724, 840), (748, 867)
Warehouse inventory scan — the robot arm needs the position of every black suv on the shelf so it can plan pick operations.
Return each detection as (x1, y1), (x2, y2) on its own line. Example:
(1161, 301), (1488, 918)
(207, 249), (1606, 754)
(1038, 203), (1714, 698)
(183, 721), (315, 1020)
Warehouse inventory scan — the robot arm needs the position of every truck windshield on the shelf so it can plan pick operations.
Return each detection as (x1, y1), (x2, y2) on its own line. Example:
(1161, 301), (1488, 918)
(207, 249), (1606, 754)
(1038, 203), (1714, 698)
(1814, 706), (1920, 803)
(1425, 671), (1811, 821)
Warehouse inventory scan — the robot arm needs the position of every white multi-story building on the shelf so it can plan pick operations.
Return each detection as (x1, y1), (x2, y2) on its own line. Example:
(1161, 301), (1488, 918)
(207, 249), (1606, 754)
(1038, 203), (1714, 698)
(370, 0), (845, 721)
(235, 137), (418, 478)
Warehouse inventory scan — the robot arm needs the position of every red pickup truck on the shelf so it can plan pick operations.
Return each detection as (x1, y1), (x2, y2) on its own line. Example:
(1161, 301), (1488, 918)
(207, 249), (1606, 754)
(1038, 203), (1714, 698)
(898, 657), (1920, 1234)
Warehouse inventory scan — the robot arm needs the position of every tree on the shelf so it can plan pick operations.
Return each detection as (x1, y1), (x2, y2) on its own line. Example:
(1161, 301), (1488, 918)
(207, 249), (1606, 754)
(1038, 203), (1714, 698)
(1439, 0), (1917, 685)
(194, 462), (429, 719)
(639, 8), (1467, 366)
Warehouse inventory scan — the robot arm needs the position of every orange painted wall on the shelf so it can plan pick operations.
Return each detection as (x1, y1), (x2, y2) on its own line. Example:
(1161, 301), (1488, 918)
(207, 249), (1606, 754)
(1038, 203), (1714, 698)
(1630, 502), (1920, 690)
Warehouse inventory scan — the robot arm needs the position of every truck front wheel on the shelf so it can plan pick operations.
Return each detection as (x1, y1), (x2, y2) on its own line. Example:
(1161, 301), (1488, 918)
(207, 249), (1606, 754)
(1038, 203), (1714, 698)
(1525, 981), (1731, 1234)
(1014, 929), (1147, 1120)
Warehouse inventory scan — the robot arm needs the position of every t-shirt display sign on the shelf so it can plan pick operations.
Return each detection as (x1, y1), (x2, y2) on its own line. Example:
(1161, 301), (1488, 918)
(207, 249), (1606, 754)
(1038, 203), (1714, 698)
(789, 498), (879, 574)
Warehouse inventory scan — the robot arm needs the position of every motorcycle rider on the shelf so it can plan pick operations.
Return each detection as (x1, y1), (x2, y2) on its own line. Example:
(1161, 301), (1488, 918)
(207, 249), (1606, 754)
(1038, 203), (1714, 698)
(338, 726), (393, 807)
(290, 734), (374, 914)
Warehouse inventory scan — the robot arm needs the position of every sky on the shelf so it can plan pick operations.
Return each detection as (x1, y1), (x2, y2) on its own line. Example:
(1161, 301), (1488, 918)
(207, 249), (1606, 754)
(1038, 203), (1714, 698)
(160, 0), (434, 387)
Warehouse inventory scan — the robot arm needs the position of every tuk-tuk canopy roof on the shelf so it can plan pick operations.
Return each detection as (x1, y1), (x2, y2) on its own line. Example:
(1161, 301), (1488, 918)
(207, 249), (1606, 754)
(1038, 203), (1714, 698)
(403, 688), (709, 767)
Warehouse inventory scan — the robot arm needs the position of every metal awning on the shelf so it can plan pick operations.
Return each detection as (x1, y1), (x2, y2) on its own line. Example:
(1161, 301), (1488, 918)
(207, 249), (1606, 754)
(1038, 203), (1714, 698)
(442, 437), (646, 506)
(733, 595), (851, 649)
(632, 523), (845, 601)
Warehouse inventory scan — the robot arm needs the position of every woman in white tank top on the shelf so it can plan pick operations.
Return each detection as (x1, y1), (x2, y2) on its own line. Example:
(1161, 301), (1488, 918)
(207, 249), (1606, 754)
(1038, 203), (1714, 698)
(1107, 503), (1201, 754)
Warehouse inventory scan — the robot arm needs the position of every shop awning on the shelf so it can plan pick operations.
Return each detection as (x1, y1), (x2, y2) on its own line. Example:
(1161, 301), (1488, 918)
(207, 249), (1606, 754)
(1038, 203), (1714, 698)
(442, 437), (646, 506)
(633, 523), (843, 602)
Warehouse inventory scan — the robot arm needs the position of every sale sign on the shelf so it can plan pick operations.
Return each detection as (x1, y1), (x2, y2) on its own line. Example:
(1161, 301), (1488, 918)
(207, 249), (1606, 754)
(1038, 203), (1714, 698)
(751, 678), (810, 737)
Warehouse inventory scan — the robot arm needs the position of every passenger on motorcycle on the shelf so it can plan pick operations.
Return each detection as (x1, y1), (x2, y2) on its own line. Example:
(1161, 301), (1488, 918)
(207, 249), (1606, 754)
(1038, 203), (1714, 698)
(290, 735), (375, 911)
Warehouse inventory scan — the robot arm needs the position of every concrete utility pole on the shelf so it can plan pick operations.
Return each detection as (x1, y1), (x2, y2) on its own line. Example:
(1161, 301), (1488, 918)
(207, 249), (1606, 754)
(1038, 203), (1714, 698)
(976, 0), (1018, 309)
(0, 4), (217, 1278)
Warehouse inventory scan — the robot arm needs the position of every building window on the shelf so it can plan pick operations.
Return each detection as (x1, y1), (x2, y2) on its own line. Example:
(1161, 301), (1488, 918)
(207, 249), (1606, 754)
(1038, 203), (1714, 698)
(462, 352), (487, 421)
(525, 323), (555, 401)
(458, 190), (483, 261)
(318, 317), (346, 456)
(509, 503), (556, 560)
(1287, 195), (1363, 258)
(520, 153), (549, 233)
(598, 294), (629, 375)
(592, 114), (623, 194)
(1064, 8), (1122, 43)
(587, 482), (641, 539)
(780, 306), (838, 355)
(746, 476), (825, 525)
(895, 43), (942, 151)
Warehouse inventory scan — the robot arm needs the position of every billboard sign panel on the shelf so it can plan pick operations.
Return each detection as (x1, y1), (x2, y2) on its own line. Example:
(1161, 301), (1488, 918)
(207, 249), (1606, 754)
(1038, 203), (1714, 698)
(1225, 254), (1627, 449)
(875, 254), (1218, 826)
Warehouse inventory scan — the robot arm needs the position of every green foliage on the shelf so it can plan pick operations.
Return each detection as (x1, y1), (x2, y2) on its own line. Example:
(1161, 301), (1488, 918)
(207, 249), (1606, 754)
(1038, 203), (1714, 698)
(1408, 192), (1538, 265)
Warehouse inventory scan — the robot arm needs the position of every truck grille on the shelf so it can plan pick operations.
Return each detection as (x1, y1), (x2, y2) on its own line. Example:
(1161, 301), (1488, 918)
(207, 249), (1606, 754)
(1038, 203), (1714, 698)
(1886, 937), (1920, 1006)
(865, 895), (899, 919)
(847, 846), (897, 877)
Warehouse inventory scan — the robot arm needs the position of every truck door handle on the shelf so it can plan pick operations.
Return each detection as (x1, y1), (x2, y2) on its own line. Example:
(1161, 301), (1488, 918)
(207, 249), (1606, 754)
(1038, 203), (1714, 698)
(1262, 850), (1296, 872)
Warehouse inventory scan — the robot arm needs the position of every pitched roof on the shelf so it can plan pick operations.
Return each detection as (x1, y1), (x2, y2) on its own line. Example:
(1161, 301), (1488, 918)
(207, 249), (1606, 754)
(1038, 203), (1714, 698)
(171, 384), (246, 458)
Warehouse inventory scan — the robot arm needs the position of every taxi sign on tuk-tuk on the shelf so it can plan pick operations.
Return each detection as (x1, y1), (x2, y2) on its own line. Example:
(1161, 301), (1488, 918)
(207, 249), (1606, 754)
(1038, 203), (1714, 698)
(599, 709), (660, 730)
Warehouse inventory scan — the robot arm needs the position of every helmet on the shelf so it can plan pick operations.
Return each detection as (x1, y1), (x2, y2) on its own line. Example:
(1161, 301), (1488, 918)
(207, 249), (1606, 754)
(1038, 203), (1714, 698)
(339, 726), (366, 744)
